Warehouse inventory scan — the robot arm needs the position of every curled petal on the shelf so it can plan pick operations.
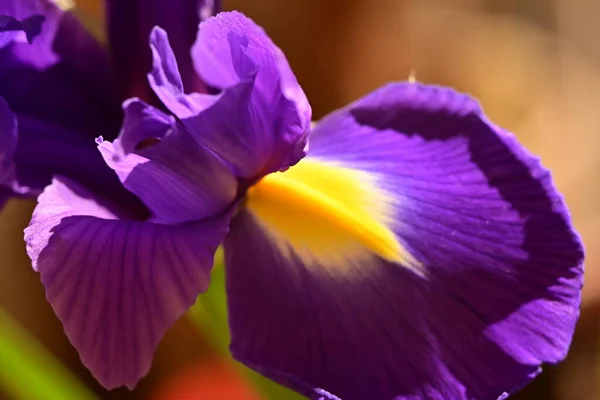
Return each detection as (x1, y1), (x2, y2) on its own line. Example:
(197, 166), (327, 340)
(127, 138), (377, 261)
(149, 12), (311, 179)
(192, 11), (302, 98)
(112, 97), (175, 157)
(190, 11), (311, 177)
(147, 27), (212, 118)
(99, 99), (237, 224)
(224, 83), (584, 400)
(25, 177), (231, 389)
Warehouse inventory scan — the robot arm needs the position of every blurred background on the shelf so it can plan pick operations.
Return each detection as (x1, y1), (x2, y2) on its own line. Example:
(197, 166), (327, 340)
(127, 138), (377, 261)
(1, 0), (599, 399)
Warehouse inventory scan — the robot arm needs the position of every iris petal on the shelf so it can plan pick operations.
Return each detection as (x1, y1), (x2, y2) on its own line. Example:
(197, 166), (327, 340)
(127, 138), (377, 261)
(223, 83), (584, 400)
(148, 12), (311, 179)
(189, 11), (311, 177)
(225, 212), (471, 400)
(98, 99), (237, 224)
(246, 159), (417, 273)
(25, 177), (231, 389)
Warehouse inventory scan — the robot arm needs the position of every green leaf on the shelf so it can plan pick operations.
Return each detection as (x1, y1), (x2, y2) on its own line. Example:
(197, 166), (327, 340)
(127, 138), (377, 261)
(188, 249), (305, 400)
(0, 307), (99, 400)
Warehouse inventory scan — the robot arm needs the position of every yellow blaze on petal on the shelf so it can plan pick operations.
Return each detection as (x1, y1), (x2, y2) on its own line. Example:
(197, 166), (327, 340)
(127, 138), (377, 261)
(246, 158), (416, 273)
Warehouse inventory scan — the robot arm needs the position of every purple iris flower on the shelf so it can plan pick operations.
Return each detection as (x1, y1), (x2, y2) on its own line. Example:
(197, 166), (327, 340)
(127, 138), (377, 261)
(0, 1), (584, 400)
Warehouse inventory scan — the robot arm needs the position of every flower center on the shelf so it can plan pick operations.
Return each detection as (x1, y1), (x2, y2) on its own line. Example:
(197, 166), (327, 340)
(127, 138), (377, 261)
(245, 158), (416, 273)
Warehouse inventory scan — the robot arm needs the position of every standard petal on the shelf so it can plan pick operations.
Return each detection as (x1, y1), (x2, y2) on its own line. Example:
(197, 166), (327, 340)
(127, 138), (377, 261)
(188, 11), (311, 177)
(25, 177), (231, 389)
(191, 10), (304, 100)
(149, 13), (311, 179)
(106, 0), (219, 101)
(98, 99), (237, 224)
(223, 83), (584, 399)
(0, 0), (120, 137)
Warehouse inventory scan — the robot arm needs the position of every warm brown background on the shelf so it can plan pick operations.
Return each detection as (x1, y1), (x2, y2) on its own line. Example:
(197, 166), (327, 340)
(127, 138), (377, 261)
(2, 0), (600, 398)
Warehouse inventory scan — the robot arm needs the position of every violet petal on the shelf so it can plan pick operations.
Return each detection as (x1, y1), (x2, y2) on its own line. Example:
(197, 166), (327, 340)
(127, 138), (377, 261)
(25, 177), (231, 389)
(148, 13), (311, 179)
(98, 99), (237, 224)
(223, 83), (584, 400)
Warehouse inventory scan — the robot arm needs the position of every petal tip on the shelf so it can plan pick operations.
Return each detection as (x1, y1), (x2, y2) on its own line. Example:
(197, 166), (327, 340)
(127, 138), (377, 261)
(149, 25), (168, 42)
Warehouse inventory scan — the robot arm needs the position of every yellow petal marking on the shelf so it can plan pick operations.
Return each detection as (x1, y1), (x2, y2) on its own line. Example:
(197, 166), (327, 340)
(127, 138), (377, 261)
(246, 158), (416, 273)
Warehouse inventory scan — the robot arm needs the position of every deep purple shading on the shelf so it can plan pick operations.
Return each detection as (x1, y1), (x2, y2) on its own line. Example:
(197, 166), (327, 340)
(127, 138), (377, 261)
(189, 11), (311, 178)
(0, 0), (120, 139)
(0, 0), (128, 203)
(0, 96), (18, 208)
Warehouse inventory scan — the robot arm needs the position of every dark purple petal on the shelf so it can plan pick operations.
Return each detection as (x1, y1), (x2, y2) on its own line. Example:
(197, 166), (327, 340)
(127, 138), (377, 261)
(224, 212), (468, 400)
(7, 114), (145, 217)
(106, 0), (220, 101)
(0, 0), (126, 203)
(0, 96), (18, 205)
(98, 99), (237, 224)
(0, 186), (11, 209)
(0, 0), (120, 138)
(149, 13), (311, 179)
(25, 177), (231, 389)
(0, 14), (44, 47)
(223, 83), (584, 399)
